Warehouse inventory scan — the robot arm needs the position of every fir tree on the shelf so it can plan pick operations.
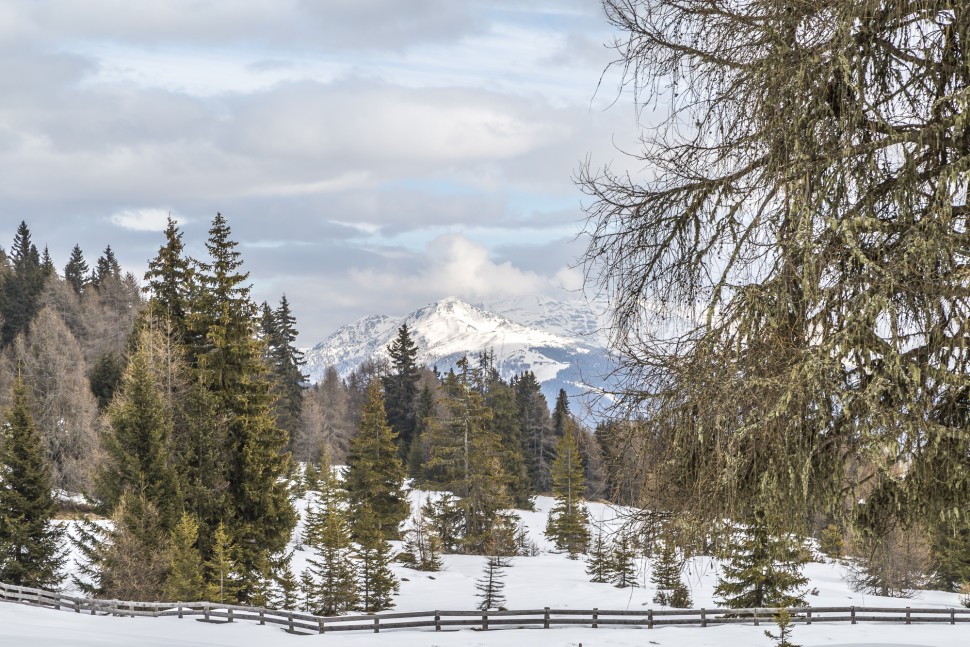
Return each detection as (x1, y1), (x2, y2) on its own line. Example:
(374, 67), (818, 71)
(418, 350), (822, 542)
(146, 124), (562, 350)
(143, 216), (194, 341)
(406, 384), (436, 480)
(585, 527), (613, 583)
(612, 532), (639, 588)
(204, 521), (242, 604)
(475, 549), (510, 611)
(0, 375), (64, 588)
(96, 328), (182, 532)
(344, 381), (409, 540)
(714, 511), (808, 609)
(544, 419), (591, 558)
(190, 213), (296, 601)
(382, 324), (421, 458)
(764, 608), (800, 647)
(482, 367), (533, 509)
(267, 555), (299, 610)
(425, 357), (512, 553)
(89, 351), (123, 411)
(1, 221), (44, 347)
(514, 372), (555, 492)
(91, 245), (121, 291)
(305, 500), (358, 615)
(264, 295), (307, 444)
(164, 512), (205, 601)
(651, 535), (691, 607)
(63, 244), (89, 295)
(355, 503), (398, 612)
(100, 492), (169, 601)
(402, 502), (444, 571)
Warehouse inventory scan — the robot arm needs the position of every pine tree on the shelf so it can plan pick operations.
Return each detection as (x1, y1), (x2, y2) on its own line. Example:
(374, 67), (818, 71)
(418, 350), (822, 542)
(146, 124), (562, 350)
(164, 512), (205, 601)
(204, 521), (242, 604)
(651, 535), (691, 607)
(475, 549), (510, 611)
(383, 324), (421, 458)
(714, 511), (808, 609)
(344, 381), (409, 540)
(545, 420), (591, 558)
(63, 244), (89, 295)
(0, 375), (64, 588)
(355, 503), (398, 612)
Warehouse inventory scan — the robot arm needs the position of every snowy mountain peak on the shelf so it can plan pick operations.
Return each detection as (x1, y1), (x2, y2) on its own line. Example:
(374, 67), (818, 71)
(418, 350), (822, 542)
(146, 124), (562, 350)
(303, 296), (613, 406)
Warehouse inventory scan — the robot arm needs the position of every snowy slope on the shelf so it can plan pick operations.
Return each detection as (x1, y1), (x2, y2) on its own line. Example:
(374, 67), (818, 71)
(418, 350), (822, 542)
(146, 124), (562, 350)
(303, 297), (614, 406)
(4, 489), (968, 647)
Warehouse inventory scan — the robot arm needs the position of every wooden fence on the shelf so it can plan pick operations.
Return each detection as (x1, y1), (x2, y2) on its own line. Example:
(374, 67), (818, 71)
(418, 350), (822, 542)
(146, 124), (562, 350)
(2, 581), (969, 636)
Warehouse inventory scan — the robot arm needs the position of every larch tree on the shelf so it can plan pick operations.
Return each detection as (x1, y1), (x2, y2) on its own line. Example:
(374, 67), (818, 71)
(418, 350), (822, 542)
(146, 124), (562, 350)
(580, 0), (970, 543)
(0, 376), (64, 588)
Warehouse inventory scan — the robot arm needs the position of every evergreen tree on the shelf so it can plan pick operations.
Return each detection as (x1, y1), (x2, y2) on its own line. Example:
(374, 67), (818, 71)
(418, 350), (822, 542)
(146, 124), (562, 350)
(89, 351), (123, 410)
(1, 221), (44, 347)
(514, 372), (555, 492)
(164, 513), (205, 601)
(344, 381), (409, 540)
(267, 554), (299, 610)
(544, 419), (591, 557)
(407, 383), (436, 480)
(651, 535), (691, 607)
(143, 216), (194, 341)
(383, 324), (421, 458)
(100, 492), (169, 601)
(714, 511), (808, 609)
(91, 245), (121, 291)
(402, 502), (444, 571)
(63, 244), (89, 295)
(355, 503), (398, 612)
(425, 357), (513, 553)
(0, 375), (64, 588)
(40, 246), (54, 278)
(586, 527), (614, 583)
(611, 532), (639, 588)
(189, 213), (296, 601)
(263, 295), (307, 444)
(95, 328), (182, 532)
(475, 549), (510, 611)
(483, 367), (532, 509)
(203, 521), (242, 604)
(305, 499), (358, 615)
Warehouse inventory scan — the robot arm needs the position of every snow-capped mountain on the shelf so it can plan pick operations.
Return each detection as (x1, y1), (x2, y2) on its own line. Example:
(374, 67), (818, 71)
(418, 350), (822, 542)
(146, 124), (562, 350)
(302, 297), (613, 409)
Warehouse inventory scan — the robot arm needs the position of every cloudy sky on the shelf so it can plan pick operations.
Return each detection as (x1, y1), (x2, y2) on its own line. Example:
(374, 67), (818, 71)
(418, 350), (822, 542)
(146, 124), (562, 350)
(0, 0), (641, 342)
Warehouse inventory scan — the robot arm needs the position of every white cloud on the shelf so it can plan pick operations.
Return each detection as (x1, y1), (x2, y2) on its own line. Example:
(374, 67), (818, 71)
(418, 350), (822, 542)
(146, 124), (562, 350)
(109, 208), (180, 232)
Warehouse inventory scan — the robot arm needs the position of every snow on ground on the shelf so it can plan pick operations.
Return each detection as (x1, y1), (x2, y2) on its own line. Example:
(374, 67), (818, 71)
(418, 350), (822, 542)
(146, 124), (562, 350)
(1, 489), (967, 646)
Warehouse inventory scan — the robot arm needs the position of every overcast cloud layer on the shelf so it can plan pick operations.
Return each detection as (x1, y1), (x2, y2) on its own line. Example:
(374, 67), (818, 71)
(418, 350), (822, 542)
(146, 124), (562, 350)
(0, 0), (639, 341)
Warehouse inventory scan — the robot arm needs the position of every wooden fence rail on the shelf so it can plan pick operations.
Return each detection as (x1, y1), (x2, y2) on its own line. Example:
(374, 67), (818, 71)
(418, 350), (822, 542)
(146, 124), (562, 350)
(2, 581), (968, 636)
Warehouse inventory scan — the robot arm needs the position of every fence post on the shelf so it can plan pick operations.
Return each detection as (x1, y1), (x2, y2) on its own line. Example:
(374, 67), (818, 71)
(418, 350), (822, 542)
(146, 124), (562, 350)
(482, 612), (488, 631)
(544, 607), (550, 629)
(951, 608), (955, 625)
(701, 608), (707, 628)
(259, 609), (265, 626)
(905, 607), (910, 625)
(54, 592), (60, 611)
(204, 602), (210, 623)
(374, 616), (380, 633)
(288, 611), (294, 633)
(851, 606), (856, 625)
(592, 608), (598, 628)
(753, 608), (759, 626)
(435, 611), (441, 631)
(318, 618), (324, 634)
(806, 609), (811, 625)
(89, 599), (95, 616)
(228, 608), (234, 623)
(648, 609), (653, 629)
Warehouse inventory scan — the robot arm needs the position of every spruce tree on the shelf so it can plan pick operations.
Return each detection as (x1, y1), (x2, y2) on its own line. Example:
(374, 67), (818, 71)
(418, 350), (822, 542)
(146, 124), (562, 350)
(0, 375), (64, 588)
(544, 420), (591, 557)
(425, 357), (513, 553)
(143, 216), (194, 341)
(204, 521), (242, 604)
(189, 213), (296, 601)
(651, 535), (691, 607)
(714, 511), (808, 609)
(63, 244), (89, 295)
(586, 527), (614, 583)
(355, 503), (398, 612)
(305, 501), (359, 615)
(96, 328), (182, 532)
(100, 492), (169, 601)
(91, 245), (121, 291)
(164, 513), (205, 601)
(514, 371), (555, 492)
(1, 221), (44, 347)
(475, 550), (510, 611)
(611, 532), (639, 588)
(263, 295), (307, 444)
(382, 324), (421, 458)
(344, 380), (409, 540)
(402, 502), (444, 571)
(89, 351), (123, 411)
(483, 368), (532, 509)
(407, 384), (436, 480)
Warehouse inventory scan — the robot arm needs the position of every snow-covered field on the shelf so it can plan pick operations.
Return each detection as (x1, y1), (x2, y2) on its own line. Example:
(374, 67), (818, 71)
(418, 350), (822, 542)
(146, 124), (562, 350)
(1, 491), (967, 647)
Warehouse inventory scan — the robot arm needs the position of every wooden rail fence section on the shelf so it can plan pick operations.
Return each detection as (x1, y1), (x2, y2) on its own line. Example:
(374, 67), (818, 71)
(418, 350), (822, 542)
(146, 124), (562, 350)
(2, 582), (969, 635)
